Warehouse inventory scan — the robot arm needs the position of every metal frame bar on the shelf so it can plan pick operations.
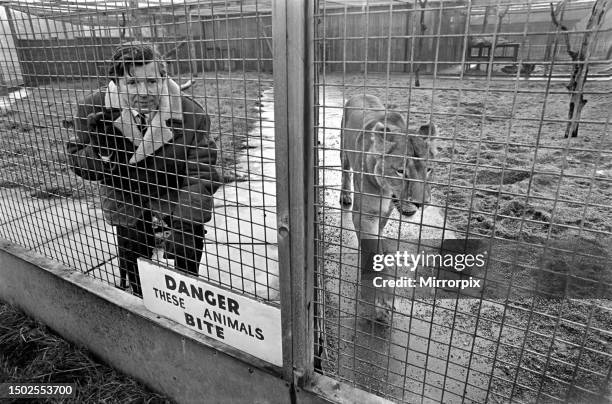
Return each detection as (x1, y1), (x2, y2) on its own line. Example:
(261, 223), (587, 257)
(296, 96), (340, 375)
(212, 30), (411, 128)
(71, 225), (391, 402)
(273, 0), (316, 385)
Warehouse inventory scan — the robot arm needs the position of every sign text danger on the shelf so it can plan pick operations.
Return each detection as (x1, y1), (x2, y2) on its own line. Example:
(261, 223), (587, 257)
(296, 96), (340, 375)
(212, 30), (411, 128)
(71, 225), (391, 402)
(139, 260), (282, 366)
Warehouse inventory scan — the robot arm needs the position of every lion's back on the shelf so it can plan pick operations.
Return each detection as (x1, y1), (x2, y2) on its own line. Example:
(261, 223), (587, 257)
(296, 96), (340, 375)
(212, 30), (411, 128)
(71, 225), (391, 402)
(341, 95), (387, 155)
(343, 94), (385, 130)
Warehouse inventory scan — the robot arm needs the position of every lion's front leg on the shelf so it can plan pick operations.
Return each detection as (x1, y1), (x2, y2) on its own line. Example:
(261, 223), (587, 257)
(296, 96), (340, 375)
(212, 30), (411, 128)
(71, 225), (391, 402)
(378, 194), (394, 235)
(352, 192), (396, 324)
(339, 149), (353, 207)
(351, 190), (393, 240)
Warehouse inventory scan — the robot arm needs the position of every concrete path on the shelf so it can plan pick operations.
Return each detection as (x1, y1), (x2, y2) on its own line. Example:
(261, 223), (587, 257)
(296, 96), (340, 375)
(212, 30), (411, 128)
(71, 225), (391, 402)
(0, 88), (29, 114)
(0, 189), (118, 285)
(205, 88), (279, 301)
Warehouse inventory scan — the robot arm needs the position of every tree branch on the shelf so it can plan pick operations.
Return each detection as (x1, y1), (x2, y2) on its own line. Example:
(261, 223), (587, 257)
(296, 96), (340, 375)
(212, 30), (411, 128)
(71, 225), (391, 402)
(414, 0), (429, 87)
(550, 0), (575, 60)
(498, 5), (510, 19)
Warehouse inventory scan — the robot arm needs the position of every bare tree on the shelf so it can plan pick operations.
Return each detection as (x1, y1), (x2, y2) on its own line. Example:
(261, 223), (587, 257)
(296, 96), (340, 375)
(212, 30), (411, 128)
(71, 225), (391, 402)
(492, 5), (510, 58)
(550, 0), (609, 138)
(481, 5), (492, 34)
(544, 1), (566, 76)
(414, 0), (428, 87)
(0, 69), (7, 97)
(120, 13), (127, 40)
(495, 5), (510, 37)
(472, 4), (509, 73)
(118, 0), (143, 40)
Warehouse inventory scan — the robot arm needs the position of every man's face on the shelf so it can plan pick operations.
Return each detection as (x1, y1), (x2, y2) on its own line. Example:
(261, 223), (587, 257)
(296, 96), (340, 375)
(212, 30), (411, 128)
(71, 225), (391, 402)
(119, 62), (163, 113)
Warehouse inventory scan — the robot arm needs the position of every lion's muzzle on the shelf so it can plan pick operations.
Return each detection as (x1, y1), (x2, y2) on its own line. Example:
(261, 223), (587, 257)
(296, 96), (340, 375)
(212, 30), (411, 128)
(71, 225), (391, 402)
(392, 195), (423, 217)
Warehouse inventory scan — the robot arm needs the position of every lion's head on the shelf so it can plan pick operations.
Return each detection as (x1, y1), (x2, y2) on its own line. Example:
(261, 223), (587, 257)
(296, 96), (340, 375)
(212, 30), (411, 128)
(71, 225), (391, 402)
(365, 113), (437, 216)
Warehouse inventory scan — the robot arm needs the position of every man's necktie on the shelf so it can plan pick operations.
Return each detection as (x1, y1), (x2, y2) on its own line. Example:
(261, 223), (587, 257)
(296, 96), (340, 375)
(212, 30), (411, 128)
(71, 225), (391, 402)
(136, 113), (148, 134)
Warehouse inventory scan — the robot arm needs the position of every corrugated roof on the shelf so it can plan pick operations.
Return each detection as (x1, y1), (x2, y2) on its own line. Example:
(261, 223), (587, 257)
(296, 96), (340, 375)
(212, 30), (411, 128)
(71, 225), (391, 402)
(2, 0), (273, 26)
(1, 0), (599, 27)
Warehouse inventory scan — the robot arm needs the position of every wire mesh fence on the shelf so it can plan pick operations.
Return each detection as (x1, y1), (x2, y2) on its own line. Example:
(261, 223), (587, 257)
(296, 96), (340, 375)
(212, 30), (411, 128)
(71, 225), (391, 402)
(0, 0), (611, 402)
(0, 0), (279, 303)
(313, 0), (612, 403)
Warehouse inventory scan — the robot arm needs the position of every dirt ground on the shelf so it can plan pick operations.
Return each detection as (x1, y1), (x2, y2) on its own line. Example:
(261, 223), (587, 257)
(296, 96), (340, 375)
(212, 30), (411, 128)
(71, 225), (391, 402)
(0, 72), (273, 201)
(316, 73), (612, 403)
(329, 73), (612, 244)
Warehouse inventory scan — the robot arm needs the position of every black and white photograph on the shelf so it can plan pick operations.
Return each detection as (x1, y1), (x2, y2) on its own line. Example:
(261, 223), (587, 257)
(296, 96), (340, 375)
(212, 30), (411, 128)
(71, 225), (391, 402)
(0, 0), (609, 403)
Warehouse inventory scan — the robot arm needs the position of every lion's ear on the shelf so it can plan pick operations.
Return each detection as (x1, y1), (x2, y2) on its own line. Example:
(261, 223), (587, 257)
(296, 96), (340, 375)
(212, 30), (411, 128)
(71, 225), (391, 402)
(368, 122), (385, 144)
(419, 122), (438, 156)
(419, 123), (436, 137)
(369, 122), (395, 153)
(372, 122), (386, 133)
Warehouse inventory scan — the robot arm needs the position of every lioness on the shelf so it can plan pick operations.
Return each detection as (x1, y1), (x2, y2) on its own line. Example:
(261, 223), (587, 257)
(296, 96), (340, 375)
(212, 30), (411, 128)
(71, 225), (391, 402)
(339, 94), (437, 322)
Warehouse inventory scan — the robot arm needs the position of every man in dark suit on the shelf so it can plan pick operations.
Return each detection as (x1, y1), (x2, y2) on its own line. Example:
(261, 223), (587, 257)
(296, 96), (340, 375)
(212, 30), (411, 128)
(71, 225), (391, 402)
(66, 42), (220, 297)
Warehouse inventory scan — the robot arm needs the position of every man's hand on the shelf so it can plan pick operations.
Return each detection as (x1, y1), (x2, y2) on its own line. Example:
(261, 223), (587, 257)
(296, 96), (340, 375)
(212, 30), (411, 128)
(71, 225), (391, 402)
(87, 108), (122, 131)
(166, 118), (184, 134)
(86, 108), (122, 171)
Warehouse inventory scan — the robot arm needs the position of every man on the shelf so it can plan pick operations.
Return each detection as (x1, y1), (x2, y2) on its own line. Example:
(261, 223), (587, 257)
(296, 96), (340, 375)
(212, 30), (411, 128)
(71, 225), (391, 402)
(66, 42), (220, 297)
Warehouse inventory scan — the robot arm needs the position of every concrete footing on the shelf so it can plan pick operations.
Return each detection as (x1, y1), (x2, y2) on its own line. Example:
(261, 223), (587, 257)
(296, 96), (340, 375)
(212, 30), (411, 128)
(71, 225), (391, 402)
(0, 240), (333, 404)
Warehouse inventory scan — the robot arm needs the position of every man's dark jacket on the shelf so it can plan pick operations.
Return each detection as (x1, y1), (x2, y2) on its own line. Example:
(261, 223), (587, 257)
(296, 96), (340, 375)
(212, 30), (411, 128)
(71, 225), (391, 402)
(66, 89), (220, 226)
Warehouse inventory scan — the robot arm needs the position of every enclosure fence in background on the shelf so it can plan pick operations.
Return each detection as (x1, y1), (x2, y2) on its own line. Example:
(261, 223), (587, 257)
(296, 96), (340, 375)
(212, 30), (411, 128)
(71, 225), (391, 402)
(313, 0), (612, 403)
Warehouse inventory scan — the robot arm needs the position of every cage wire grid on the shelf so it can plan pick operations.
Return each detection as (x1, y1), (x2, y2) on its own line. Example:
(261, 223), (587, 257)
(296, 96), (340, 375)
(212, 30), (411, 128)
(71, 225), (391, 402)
(0, 0), (610, 403)
(0, 0), (279, 302)
(313, 0), (612, 403)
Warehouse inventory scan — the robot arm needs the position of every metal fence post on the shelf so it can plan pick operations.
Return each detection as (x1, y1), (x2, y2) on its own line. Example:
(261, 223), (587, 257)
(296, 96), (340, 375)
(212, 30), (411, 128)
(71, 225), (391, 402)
(273, 0), (315, 386)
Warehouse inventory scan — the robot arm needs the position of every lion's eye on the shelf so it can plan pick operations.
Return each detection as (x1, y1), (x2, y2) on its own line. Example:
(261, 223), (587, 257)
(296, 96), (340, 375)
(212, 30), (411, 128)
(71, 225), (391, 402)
(426, 168), (433, 176)
(396, 168), (404, 177)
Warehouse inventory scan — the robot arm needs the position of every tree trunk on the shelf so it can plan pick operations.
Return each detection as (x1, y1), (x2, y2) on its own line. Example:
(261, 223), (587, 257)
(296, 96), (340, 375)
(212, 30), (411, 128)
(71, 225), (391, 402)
(491, 6), (510, 68)
(128, 0), (143, 40)
(552, 0), (609, 138)
(0, 70), (8, 97)
(544, 1), (567, 76)
(414, 0), (428, 87)
(481, 5), (491, 34)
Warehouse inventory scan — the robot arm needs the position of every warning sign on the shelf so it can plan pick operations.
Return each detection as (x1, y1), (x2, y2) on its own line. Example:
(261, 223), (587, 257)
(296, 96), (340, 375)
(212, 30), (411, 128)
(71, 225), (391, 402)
(139, 260), (282, 366)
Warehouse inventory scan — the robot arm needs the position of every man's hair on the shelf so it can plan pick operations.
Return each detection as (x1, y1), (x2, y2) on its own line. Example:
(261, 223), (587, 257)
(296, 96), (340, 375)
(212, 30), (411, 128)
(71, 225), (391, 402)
(108, 41), (168, 82)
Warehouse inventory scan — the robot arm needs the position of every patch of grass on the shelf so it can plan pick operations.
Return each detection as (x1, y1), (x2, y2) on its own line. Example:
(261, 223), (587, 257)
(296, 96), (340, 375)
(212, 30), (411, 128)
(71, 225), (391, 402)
(0, 302), (172, 403)
(476, 169), (531, 185)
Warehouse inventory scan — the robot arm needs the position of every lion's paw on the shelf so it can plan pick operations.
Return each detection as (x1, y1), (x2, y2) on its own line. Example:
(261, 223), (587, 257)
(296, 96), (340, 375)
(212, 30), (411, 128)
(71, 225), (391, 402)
(374, 298), (396, 324)
(392, 197), (418, 217)
(340, 192), (352, 207)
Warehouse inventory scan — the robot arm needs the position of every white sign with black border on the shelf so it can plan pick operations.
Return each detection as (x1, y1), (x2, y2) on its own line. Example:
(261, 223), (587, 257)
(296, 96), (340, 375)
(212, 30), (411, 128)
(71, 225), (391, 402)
(138, 259), (282, 367)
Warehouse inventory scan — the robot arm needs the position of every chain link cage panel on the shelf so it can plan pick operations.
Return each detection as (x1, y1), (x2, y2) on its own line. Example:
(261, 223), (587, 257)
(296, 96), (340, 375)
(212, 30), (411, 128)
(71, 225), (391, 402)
(0, 0), (279, 304)
(313, 0), (612, 403)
